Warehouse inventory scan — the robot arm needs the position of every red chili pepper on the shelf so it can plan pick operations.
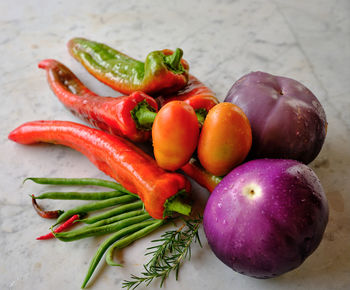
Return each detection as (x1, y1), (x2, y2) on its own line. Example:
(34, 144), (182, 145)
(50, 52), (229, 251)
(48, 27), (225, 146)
(9, 121), (191, 219)
(31, 194), (63, 219)
(157, 75), (219, 125)
(181, 159), (222, 193)
(38, 59), (158, 143)
(36, 214), (80, 240)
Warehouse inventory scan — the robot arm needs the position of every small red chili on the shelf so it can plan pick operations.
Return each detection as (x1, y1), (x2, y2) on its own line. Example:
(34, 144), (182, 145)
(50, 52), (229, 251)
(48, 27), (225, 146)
(36, 214), (80, 240)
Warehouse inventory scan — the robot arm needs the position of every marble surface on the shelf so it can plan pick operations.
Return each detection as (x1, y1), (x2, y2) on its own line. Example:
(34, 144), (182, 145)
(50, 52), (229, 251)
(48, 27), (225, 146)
(1, 0), (349, 289)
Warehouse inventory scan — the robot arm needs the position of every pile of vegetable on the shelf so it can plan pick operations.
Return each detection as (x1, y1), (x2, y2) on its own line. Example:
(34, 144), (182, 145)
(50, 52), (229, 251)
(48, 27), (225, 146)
(9, 38), (329, 288)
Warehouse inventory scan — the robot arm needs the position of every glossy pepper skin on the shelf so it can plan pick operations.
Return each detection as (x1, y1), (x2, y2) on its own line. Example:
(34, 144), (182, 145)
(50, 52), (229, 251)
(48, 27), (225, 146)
(157, 75), (219, 125)
(197, 102), (252, 176)
(152, 101), (199, 171)
(181, 158), (222, 193)
(38, 59), (158, 143)
(8, 121), (191, 219)
(68, 38), (189, 95)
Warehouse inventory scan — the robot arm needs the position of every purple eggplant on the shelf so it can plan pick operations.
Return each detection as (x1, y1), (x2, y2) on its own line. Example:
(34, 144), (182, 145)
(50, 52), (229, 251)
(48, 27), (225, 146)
(203, 159), (329, 278)
(225, 72), (327, 164)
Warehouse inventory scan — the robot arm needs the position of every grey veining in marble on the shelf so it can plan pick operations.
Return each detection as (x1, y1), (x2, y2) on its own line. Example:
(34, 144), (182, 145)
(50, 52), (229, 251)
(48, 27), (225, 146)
(1, 0), (349, 289)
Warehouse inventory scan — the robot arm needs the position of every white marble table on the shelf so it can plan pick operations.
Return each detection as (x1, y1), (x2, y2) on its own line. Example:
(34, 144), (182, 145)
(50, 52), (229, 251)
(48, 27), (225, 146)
(1, 0), (349, 289)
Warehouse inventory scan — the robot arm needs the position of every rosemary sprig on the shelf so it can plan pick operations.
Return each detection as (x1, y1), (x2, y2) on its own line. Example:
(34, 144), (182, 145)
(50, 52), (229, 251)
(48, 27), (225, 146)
(122, 216), (203, 289)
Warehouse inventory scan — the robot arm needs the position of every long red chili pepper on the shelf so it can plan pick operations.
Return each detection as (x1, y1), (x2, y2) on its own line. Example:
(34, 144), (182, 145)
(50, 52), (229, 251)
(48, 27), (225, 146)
(31, 194), (63, 219)
(157, 75), (219, 125)
(9, 121), (191, 219)
(36, 214), (80, 240)
(38, 59), (158, 143)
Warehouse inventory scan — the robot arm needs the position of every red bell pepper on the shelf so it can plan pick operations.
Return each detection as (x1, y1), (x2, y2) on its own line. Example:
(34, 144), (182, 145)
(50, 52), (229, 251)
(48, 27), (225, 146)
(9, 121), (191, 219)
(38, 59), (158, 143)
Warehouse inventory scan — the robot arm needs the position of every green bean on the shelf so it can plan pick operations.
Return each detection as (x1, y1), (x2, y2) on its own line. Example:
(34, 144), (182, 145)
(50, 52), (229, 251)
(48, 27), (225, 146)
(56, 209), (146, 239)
(81, 219), (164, 288)
(55, 213), (151, 242)
(55, 195), (138, 225)
(87, 210), (146, 228)
(105, 219), (164, 266)
(24, 177), (134, 195)
(33, 190), (125, 200)
(79, 200), (144, 224)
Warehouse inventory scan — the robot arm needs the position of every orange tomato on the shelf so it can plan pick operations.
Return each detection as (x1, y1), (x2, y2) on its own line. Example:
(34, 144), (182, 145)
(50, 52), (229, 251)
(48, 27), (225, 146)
(197, 102), (252, 176)
(152, 101), (199, 171)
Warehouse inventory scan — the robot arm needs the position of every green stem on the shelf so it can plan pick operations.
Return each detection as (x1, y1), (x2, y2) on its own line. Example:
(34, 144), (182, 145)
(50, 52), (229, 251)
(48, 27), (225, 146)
(164, 48), (184, 72)
(195, 108), (208, 127)
(131, 100), (157, 130)
(137, 110), (157, 127)
(164, 194), (191, 217)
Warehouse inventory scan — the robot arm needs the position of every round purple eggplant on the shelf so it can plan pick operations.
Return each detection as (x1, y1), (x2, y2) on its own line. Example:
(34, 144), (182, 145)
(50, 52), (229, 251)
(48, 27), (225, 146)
(203, 159), (329, 279)
(224, 71), (327, 164)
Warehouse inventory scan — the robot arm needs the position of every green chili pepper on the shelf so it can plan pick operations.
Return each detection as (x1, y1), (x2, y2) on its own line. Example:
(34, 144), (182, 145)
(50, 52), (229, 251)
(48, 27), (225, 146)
(81, 219), (164, 288)
(54, 213), (151, 242)
(68, 38), (189, 96)
(79, 200), (144, 224)
(33, 190), (125, 200)
(55, 195), (138, 225)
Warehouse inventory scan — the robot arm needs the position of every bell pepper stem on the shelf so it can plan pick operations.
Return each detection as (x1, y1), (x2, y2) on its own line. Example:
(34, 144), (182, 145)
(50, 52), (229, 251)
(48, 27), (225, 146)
(164, 194), (192, 217)
(131, 100), (157, 130)
(135, 107), (157, 128)
(164, 48), (184, 73)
